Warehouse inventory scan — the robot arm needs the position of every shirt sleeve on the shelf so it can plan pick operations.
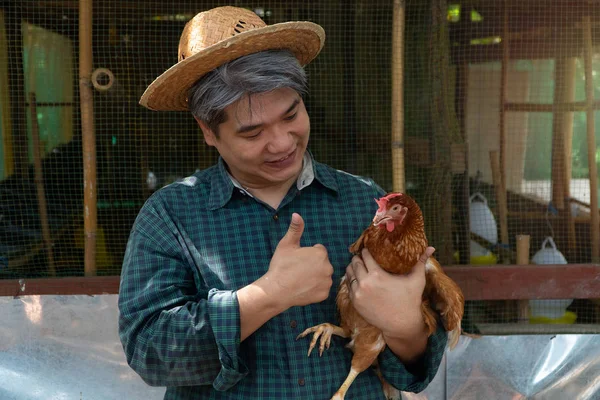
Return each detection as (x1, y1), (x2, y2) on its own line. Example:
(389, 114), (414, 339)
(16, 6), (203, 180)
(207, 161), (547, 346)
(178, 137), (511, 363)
(118, 196), (248, 390)
(377, 320), (447, 393)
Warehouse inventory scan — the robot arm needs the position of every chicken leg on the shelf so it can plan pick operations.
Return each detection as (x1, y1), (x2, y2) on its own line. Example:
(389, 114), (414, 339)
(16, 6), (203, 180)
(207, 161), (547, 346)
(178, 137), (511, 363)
(296, 323), (350, 357)
(330, 328), (387, 400)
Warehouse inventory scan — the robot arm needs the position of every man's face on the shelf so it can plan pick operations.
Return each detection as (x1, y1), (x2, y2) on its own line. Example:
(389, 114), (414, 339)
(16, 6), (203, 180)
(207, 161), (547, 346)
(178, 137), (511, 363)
(200, 87), (310, 188)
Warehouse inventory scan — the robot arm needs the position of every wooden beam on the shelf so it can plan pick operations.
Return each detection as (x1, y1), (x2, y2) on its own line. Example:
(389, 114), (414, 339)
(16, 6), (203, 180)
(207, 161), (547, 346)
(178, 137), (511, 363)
(499, 0), (509, 193)
(0, 277), (120, 297)
(444, 264), (600, 300)
(551, 59), (570, 210)
(490, 150), (510, 262)
(583, 16), (600, 263)
(505, 101), (600, 113)
(451, 42), (600, 65)
(454, 63), (470, 264)
(79, 0), (98, 276)
(6, 4), (29, 177)
(29, 93), (56, 276)
(515, 234), (530, 322)
(2, 264), (600, 300)
(391, 0), (405, 193)
(558, 58), (578, 258)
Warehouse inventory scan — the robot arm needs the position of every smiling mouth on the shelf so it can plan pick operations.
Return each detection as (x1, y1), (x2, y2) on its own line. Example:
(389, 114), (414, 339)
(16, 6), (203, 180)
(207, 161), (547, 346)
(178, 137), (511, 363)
(266, 150), (295, 164)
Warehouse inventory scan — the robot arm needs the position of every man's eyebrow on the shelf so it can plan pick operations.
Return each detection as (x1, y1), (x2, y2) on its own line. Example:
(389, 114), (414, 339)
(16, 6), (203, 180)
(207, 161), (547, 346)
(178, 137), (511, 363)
(236, 98), (300, 134)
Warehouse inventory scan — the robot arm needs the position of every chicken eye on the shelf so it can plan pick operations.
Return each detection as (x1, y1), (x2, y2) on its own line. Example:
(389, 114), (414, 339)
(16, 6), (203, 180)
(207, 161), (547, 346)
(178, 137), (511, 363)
(391, 205), (400, 211)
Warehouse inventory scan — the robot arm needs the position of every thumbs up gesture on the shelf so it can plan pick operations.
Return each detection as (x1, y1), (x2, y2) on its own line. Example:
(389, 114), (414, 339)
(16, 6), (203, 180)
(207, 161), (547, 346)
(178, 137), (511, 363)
(266, 213), (334, 310)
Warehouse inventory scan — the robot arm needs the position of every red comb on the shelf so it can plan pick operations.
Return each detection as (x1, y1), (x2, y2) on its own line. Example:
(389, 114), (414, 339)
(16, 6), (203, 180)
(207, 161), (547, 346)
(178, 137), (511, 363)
(375, 193), (403, 212)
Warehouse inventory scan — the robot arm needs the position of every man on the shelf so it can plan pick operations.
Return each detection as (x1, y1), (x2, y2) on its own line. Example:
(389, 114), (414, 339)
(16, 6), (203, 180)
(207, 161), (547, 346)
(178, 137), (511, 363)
(118, 6), (447, 399)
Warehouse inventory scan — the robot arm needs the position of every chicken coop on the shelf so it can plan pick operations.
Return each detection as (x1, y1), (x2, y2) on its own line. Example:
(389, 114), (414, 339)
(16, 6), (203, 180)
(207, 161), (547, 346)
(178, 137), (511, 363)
(1, 0), (600, 398)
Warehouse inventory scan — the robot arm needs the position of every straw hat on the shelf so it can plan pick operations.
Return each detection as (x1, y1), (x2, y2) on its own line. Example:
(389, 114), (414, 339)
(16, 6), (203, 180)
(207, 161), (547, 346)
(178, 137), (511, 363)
(139, 6), (325, 111)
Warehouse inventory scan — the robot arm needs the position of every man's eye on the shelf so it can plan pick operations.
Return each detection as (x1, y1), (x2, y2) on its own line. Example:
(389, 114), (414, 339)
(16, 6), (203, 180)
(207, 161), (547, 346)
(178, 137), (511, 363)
(284, 112), (297, 121)
(245, 131), (262, 139)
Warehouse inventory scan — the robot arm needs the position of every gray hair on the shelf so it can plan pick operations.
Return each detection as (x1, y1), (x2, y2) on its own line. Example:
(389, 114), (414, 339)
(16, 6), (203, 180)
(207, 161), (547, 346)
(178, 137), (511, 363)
(188, 50), (308, 136)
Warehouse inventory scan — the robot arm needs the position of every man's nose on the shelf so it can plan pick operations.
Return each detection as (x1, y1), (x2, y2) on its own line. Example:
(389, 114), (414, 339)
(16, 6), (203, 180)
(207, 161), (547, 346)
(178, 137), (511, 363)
(267, 127), (294, 153)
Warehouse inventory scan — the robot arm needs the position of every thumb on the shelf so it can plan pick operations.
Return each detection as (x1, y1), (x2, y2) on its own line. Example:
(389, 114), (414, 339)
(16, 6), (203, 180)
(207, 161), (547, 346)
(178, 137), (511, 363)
(279, 213), (305, 248)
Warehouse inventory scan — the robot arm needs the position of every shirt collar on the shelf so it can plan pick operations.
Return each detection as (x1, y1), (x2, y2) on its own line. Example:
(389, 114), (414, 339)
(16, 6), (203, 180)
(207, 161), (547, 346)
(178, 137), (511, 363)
(208, 151), (338, 210)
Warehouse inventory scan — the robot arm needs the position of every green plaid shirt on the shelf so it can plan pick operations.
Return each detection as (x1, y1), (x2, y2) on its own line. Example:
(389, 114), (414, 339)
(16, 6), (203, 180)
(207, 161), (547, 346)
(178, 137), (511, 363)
(118, 152), (447, 399)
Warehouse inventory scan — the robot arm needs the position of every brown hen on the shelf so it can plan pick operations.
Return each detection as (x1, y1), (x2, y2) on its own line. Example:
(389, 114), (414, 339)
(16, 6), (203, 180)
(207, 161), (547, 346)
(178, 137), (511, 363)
(297, 192), (464, 400)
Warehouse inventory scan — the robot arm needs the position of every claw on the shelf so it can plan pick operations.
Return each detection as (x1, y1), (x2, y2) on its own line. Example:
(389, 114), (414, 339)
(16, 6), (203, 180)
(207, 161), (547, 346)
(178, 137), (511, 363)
(296, 323), (340, 357)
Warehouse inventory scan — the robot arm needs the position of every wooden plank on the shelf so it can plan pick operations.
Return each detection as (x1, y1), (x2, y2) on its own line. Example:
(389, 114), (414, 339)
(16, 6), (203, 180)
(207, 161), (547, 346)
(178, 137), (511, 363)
(443, 264), (600, 300)
(2, 263), (600, 300)
(391, 0), (405, 193)
(451, 42), (600, 65)
(6, 4), (28, 177)
(505, 101), (600, 112)
(490, 150), (510, 262)
(454, 62), (470, 265)
(79, 0), (98, 276)
(516, 235), (531, 322)
(499, 0), (509, 193)
(583, 16), (600, 263)
(29, 93), (56, 276)
(477, 323), (600, 335)
(0, 276), (120, 297)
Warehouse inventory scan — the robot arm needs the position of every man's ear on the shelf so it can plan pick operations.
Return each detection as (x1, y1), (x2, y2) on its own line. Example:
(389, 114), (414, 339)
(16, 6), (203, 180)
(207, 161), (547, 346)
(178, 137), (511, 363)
(194, 116), (217, 147)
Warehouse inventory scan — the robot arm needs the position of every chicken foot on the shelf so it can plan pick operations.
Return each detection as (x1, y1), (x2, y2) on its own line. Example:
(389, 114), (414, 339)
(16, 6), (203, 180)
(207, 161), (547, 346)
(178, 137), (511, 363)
(296, 323), (350, 357)
(331, 344), (380, 400)
(373, 361), (400, 400)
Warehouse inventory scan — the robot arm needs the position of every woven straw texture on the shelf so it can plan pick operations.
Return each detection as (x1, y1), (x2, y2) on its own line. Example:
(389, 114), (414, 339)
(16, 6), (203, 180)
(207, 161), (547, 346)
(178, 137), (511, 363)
(139, 6), (325, 111)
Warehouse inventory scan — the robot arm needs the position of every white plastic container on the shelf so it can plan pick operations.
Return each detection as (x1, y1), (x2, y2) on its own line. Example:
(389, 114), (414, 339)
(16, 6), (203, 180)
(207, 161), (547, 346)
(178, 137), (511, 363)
(469, 192), (498, 259)
(529, 237), (573, 320)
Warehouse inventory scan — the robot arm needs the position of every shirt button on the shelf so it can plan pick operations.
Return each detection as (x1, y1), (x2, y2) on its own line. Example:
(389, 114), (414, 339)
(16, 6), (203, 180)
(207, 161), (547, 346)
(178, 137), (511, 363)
(298, 378), (305, 386)
(290, 320), (297, 329)
(273, 214), (279, 221)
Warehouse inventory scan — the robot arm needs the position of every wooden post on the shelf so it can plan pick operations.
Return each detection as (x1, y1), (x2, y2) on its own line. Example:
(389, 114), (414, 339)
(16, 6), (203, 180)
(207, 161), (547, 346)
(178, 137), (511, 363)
(516, 234), (530, 322)
(6, 5), (28, 177)
(391, 0), (405, 193)
(583, 16), (600, 263)
(551, 59), (569, 211)
(490, 150), (510, 263)
(29, 93), (55, 276)
(552, 57), (578, 258)
(561, 59), (576, 202)
(499, 0), (510, 192)
(79, 0), (97, 276)
(454, 63), (471, 265)
(0, 11), (14, 177)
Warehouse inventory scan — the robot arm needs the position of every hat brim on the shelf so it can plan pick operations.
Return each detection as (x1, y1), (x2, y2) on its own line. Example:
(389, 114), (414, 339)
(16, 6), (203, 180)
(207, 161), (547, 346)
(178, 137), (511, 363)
(139, 21), (325, 111)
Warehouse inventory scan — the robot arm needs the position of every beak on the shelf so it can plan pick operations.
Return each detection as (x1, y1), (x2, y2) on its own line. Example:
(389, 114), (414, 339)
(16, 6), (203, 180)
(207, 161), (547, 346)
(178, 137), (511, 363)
(373, 212), (390, 226)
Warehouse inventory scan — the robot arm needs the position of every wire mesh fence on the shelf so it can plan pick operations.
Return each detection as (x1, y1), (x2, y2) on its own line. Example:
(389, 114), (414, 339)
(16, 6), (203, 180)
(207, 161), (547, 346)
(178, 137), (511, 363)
(0, 0), (599, 333)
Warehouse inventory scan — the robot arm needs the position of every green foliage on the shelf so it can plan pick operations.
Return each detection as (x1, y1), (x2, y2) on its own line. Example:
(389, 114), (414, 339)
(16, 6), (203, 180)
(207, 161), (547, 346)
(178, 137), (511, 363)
(522, 57), (600, 181)
(447, 4), (460, 22)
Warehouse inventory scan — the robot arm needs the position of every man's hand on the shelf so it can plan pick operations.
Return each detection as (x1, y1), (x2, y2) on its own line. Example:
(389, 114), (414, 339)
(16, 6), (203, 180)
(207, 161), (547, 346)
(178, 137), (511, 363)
(238, 213), (333, 341)
(345, 247), (435, 339)
(264, 213), (334, 310)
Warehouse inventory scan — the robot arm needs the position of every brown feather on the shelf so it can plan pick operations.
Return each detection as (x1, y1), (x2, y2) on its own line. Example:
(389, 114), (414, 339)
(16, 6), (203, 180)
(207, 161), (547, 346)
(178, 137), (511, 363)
(299, 192), (465, 399)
